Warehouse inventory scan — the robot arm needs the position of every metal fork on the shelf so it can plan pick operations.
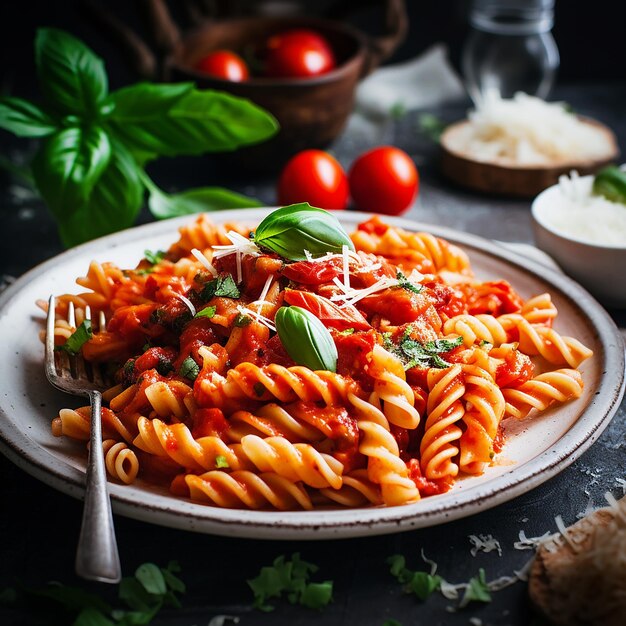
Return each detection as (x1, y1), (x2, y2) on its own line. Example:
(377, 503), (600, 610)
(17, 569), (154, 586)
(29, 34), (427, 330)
(45, 296), (121, 583)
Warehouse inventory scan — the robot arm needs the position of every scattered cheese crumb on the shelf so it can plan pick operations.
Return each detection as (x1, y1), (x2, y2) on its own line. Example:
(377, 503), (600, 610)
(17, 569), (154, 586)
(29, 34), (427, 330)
(176, 294), (196, 317)
(236, 305), (276, 332)
(191, 248), (218, 276)
(513, 529), (553, 551)
(468, 534), (502, 557)
(212, 231), (261, 283)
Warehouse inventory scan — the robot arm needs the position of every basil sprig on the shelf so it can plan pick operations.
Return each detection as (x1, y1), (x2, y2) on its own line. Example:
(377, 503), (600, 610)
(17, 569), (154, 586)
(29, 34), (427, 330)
(593, 165), (626, 206)
(275, 306), (338, 372)
(254, 203), (355, 260)
(0, 29), (277, 247)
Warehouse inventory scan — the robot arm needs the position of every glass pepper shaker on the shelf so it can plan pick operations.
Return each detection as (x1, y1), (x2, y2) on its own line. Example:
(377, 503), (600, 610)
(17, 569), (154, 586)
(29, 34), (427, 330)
(462, 0), (560, 102)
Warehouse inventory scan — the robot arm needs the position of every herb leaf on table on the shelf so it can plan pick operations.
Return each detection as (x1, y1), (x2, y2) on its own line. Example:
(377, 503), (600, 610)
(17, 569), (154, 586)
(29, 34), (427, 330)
(0, 28), (278, 247)
(0, 561), (185, 625)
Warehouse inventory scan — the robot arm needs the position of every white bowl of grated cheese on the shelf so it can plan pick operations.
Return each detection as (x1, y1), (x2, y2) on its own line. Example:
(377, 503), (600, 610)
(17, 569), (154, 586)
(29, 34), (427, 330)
(531, 171), (626, 308)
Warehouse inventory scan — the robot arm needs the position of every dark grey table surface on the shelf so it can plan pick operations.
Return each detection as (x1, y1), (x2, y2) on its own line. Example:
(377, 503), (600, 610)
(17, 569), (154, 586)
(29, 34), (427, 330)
(1, 83), (625, 626)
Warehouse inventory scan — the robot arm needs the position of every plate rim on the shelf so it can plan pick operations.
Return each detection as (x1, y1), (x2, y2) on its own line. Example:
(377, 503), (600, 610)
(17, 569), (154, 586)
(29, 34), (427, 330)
(1, 208), (624, 539)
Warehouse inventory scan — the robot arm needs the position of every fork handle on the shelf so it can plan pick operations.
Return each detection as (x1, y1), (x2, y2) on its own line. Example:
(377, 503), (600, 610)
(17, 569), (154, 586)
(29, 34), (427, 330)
(75, 390), (122, 583)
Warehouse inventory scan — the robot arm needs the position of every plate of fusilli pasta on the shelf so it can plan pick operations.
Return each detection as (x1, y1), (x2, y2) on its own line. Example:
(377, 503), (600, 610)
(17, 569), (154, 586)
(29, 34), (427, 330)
(0, 207), (623, 538)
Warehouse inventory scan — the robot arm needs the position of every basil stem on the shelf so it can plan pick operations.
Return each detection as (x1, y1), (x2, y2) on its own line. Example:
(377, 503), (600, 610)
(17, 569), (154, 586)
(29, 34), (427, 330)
(254, 203), (355, 261)
(275, 306), (338, 372)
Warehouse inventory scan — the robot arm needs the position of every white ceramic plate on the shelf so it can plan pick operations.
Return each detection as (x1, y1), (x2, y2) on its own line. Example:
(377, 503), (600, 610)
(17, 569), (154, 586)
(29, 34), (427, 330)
(0, 209), (624, 539)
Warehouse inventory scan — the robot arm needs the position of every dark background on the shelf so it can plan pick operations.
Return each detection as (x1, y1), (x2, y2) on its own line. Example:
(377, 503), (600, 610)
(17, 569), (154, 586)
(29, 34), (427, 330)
(0, 3), (625, 626)
(1, 0), (626, 100)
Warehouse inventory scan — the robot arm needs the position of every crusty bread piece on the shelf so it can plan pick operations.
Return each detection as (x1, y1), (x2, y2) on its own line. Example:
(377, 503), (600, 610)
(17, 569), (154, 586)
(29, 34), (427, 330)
(529, 495), (626, 625)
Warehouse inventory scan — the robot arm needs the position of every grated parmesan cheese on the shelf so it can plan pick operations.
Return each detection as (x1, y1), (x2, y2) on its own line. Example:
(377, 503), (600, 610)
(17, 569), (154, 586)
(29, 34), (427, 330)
(176, 294), (196, 317)
(330, 275), (399, 308)
(449, 90), (615, 167)
(212, 231), (261, 283)
(191, 248), (218, 276)
(236, 304), (276, 332)
(468, 534), (502, 557)
(513, 529), (553, 551)
(535, 171), (626, 246)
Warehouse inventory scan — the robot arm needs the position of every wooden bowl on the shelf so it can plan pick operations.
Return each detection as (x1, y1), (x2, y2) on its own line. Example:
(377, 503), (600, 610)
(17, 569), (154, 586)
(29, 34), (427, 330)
(168, 15), (403, 171)
(440, 118), (619, 197)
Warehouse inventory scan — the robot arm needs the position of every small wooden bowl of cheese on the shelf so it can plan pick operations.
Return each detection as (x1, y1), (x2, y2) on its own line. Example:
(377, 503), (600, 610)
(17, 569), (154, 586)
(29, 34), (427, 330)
(440, 92), (619, 197)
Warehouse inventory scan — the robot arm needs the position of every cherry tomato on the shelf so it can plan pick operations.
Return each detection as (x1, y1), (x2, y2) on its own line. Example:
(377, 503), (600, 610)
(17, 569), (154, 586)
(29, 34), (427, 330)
(348, 146), (419, 215)
(278, 149), (349, 210)
(264, 29), (336, 78)
(195, 50), (249, 82)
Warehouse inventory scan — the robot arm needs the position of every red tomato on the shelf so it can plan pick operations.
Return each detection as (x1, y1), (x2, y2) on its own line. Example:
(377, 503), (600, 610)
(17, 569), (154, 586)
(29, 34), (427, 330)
(264, 29), (336, 78)
(349, 146), (419, 215)
(283, 289), (370, 331)
(278, 149), (349, 210)
(195, 50), (249, 82)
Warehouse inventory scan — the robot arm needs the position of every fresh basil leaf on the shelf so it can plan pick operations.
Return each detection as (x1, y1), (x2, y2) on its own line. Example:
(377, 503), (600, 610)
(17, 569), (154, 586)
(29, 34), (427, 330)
(0, 97), (57, 137)
(57, 320), (92, 355)
(53, 140), (143, 247)
(32, 125), (111, 213)
(179, 356), (200, 381)
(194, 305), (216, 319)
(254, 203), (354, 260)
(107, 82), (193, 120)
(35, 28), (108, 116)
(275, 306), (338, 372)
(148, 184), (262, 219)
(108, 87), (278, 157)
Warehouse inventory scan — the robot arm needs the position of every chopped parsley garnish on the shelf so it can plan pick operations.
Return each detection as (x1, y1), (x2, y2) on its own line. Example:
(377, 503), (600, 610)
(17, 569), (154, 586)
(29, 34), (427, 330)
(387, 555), (442, 601)
(460, 568), (491, 607)
(150, 308), (166, 325)
(156, 355), (174, 377)
(247, 553), (333, 612)
(194, 305), (216, 319)
(234, 313), (252, 327)
(57, 320), (92, 356)
(171, 311), (192, 334)
(178, 356), (200, 382)
(200, 274), (240, 301)
(386, 327), (463, 370)
(336, 327), (355, 336)
(1, 562), (185, 625)
(215, 455), (229, 469)
(253, 382), (266, 397)
(144, 249), (166, 265)
(416, 112), (447, 142)
(396, 270), (422, 295)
